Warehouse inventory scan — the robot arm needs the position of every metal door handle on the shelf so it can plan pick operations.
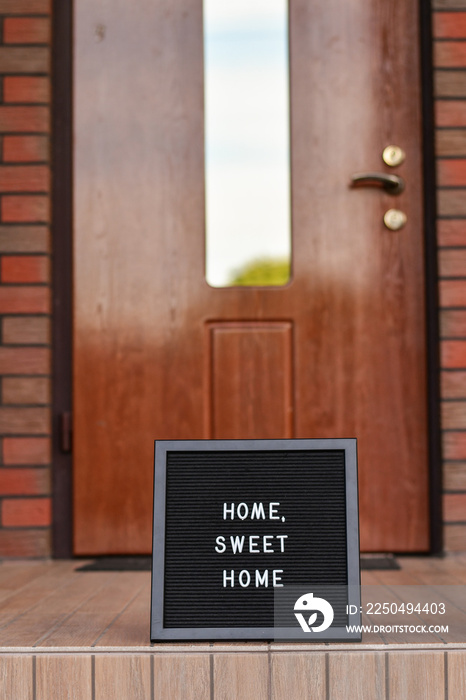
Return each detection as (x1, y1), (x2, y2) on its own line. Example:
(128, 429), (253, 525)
(350, 172), (405, 195)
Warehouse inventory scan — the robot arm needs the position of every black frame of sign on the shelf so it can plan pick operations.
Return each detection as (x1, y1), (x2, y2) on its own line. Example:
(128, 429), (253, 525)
(150, 438), (361, 642)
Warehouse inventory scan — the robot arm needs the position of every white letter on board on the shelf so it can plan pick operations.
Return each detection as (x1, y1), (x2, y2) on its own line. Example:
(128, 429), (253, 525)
(255, 570), (269, 587)
(215, 536), (226, 553)
(223, 503), (234, 519)
(239, 570), (251, 587)
(237, 503), (249, 520)
(223, 569), (234, 587)
(251, 502), (266, 519)
(230, 535), (245, 554)
(276, 535), (288, 552)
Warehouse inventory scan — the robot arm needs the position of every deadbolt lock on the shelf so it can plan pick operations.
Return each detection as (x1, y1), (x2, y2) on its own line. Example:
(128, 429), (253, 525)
(384, 209), (407, 231)
(382, 145), (406, 167)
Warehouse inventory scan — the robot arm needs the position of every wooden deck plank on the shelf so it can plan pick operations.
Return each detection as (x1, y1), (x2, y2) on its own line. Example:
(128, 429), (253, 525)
(0, 655), (33, 697)
(328, 652), (385, 700)
(0, 558), (460, 655)
(0, 571), (117, 647)
(213, 653), (269, 700)
(388, 651), (445, 699)
(362, 586), (430, 644)
(398, 557), (466, 584)
(381, 579), (466, 644)
(95, 579), (151, 647)
(374, 583), (461, 644)
(35, 655), (93, 700)
(0, 565), (67, 611)
(419, 560), (466, 585)
(153, 654), (210, 700)
(271, 652), (326, 700)
(360, 613), (386, 644)
(360, 571), (389, 643)
(361, 571), (382, 585)
(397, 557), (447, 572)
(405, 570), (465, 585)
(367, 570), (423, 586)
(426, 585), (466, 643)
(0, 563), (52, 594)
(448, 650), (466, 700)
(39, 572), (147, 647)
(0, 561), (83, 630)
(95, 655), (151, 700)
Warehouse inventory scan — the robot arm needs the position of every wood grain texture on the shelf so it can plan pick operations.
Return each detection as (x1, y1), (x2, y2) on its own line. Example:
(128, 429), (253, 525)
(153, 655), (210, 700)
(329, 652), (385, 699)
(0, 570), (112, 647)
(95, 581), (150, 647)
(0, 562), (462, 698)
(74, 0), (429, 553)
(0, 562), (51, 594)
(362, 586), (434, 644)
(286, 0), (428, 551)
(73, 0), (206, 555)
(213, 653), (269, 700)
(2, 559), (461, 650)
(0, 561), (80, 631)
(95, 655), (151, 700)
(208, 322), (293, 438)
(38, 572), (147, 647)
(388, 652), (445, 700)
(271, 653), (326, 700)
(448, 651), (466, 700)
(0, 655), (33, 698)
(35, 655), (92, 700)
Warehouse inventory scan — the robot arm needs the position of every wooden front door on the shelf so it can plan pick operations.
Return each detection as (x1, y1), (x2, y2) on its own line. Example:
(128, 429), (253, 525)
(73, 0), (429, 554)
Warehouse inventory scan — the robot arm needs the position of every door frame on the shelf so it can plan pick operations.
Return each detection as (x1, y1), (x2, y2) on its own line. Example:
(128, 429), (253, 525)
(51, 0), (442, 558)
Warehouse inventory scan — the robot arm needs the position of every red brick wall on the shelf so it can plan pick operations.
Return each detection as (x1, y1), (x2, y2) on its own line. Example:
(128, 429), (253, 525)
(434, 2), (466, 551)
(0, 1), (463, 557)
(0, 0), (51, 557)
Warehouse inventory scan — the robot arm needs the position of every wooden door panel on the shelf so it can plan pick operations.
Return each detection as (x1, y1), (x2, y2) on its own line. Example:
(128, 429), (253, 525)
(73, 0), (429, 554)
(287, 0), (428, 551)
(73, 0), (206, 554)
(208, 322), (293, 439)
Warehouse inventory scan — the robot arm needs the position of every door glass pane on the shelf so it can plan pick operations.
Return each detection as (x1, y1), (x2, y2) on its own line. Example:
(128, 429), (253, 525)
(204, 0), (291, 287)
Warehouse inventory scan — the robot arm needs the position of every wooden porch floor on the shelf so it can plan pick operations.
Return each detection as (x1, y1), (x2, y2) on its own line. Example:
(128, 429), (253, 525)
(0, 555), (465, 698)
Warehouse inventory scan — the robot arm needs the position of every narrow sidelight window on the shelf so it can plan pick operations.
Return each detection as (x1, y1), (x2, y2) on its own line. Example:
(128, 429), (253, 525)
(204, 0), (291, 287)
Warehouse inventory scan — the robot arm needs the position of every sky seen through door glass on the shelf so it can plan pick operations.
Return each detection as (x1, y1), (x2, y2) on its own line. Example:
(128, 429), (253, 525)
(204, 0), (291, 287)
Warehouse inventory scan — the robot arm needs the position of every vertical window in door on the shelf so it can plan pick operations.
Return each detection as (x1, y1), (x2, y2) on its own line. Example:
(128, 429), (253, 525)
(204, 0), (291, 287)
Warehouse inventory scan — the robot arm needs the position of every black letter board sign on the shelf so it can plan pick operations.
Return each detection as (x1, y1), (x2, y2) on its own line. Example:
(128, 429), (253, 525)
(151, 439), (361, 642)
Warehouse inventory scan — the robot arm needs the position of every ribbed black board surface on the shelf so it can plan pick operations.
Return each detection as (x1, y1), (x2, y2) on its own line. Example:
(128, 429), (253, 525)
(163, 450), (348, 628)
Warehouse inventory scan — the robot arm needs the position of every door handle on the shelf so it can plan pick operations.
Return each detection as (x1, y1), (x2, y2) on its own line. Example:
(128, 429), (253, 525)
(350, 172), (405, 195)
